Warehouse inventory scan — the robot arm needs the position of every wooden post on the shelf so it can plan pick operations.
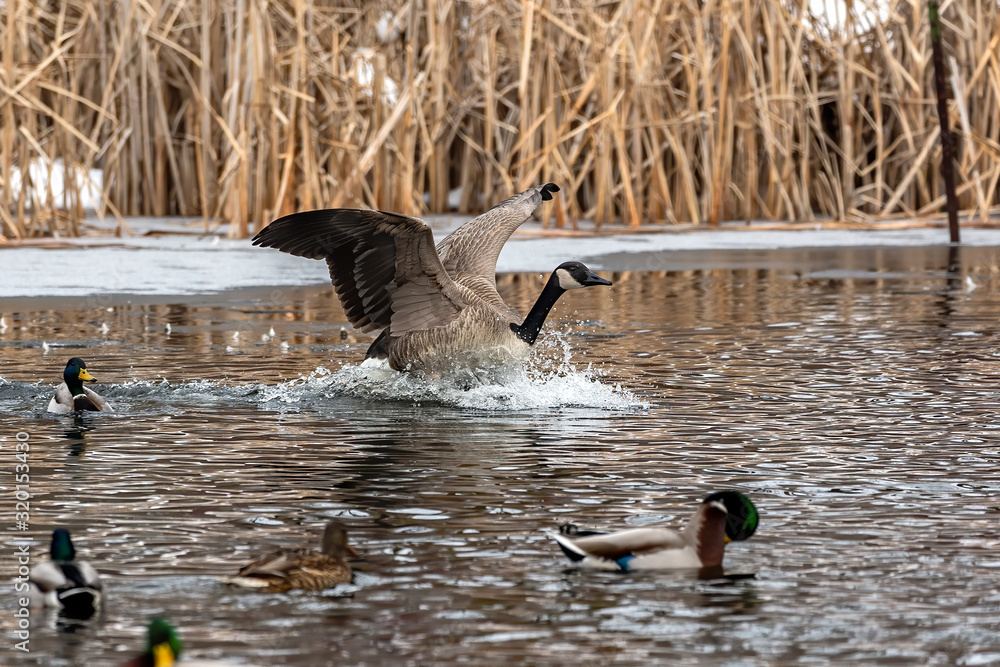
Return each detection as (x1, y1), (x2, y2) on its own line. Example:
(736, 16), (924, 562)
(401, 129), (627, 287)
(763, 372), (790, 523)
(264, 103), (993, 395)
(928, 1), (960, 244)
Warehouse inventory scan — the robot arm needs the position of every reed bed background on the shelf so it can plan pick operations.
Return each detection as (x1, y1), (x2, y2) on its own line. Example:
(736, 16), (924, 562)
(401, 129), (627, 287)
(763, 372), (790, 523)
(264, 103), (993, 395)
(1, 0), (999, 240)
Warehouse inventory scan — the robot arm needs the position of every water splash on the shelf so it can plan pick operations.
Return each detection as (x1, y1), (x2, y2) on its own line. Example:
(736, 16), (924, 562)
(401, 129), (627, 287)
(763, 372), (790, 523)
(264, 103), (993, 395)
(5, 331), (646, 414)
(322, 362), (641, 411)
(6, 368), (643, 415)
(257, 337), (646, 412)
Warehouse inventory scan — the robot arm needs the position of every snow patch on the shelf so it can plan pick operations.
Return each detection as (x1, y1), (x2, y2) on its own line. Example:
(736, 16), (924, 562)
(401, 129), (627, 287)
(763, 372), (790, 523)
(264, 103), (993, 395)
(348, 48), (399, 105)
(5, 158), (104, 212)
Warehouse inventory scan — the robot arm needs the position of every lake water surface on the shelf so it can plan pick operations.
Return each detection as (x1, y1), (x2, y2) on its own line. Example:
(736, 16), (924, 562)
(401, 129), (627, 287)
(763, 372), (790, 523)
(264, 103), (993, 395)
(2, 245), (1000, 665)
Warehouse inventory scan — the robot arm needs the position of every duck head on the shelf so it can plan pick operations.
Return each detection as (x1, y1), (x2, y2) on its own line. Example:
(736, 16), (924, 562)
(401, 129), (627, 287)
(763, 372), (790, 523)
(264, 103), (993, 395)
(146, 617), (183, 666)
(703, 491), (759, 543)
(321, 521), (357, 558)
(64, 358), (95, 384)
(50, 528), (76, 562)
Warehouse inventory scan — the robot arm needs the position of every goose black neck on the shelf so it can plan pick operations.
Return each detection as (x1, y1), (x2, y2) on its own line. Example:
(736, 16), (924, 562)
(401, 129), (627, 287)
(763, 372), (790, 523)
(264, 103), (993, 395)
(511, 273), (566, 345)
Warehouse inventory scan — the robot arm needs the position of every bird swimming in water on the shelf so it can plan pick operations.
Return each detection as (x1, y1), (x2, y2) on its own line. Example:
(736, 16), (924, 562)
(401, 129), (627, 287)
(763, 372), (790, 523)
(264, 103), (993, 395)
(551, 491), (759, 571)
(122, 617), (243, 666)
(48, 357), (110, 413)
(28, 528), (103, 618)
(223, 521), (355, 593)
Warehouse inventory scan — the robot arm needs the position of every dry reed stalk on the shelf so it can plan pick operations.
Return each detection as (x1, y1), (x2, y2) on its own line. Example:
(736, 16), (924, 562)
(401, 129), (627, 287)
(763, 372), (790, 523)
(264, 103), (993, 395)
(2, 0), (1000, 241)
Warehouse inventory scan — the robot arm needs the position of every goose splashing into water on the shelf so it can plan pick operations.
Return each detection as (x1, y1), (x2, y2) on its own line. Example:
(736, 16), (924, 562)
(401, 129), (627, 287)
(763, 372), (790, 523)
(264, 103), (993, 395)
(252, 183), (612, 375)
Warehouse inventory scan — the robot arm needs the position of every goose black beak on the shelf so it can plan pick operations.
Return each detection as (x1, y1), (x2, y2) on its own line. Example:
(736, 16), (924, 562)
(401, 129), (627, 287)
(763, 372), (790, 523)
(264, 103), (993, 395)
(583, 272), (612, 287)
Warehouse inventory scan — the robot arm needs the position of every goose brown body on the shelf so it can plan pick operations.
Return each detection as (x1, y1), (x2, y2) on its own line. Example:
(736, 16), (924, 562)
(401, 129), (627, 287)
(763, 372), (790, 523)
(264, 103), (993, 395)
(372, 297), (529, 372)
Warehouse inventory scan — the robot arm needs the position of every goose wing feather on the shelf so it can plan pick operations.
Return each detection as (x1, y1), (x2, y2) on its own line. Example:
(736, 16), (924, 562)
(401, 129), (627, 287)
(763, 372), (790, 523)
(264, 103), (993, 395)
(252, 209), (469, 334)
(436, 183), (559, 280)
(557, 527), (688, 559)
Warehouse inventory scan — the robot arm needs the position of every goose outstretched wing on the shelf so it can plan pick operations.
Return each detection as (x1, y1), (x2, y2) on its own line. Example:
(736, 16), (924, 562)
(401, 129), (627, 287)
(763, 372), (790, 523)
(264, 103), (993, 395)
(435, 183), (559, 280)
(252, 209), (468, 334)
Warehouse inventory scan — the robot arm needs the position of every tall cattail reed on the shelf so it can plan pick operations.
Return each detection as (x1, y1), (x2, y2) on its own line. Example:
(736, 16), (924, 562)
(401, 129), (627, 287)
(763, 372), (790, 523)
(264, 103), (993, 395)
(1, 0), (998, 240)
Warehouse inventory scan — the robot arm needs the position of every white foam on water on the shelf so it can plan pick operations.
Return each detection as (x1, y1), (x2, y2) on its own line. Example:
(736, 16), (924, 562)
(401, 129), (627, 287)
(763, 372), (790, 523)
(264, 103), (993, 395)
(100, 378), (243, 410)
(15, 335), (646, 414)
(255, 337), (646, 412)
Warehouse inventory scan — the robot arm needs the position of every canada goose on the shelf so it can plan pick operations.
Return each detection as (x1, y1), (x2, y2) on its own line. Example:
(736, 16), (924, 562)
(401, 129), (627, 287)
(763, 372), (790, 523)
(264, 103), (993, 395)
(48, 357), (110, 413)
(28, 528), (103, 618)
(251, 183), (612, 373)
(551, 491), (759, 570)
(223, 521), (354, 592)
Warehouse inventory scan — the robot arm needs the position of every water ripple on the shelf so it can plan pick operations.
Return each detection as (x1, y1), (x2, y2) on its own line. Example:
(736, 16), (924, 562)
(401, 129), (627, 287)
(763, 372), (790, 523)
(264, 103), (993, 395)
(4, 252), (1000, 664)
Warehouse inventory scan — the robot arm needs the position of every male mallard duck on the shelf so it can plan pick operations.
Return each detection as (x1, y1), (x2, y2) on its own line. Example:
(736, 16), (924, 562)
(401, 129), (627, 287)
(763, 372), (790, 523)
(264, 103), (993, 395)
(224, 521), (354, 592)
(121, 618), (182, 667)
(47, 357), (110, 413)
(551, 491), (759, 570)
(28, 528), (103, 618)
(122, 617), (237, 667)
